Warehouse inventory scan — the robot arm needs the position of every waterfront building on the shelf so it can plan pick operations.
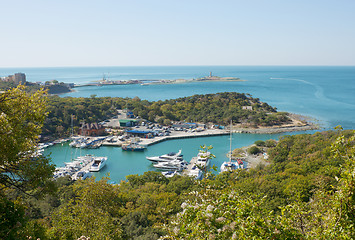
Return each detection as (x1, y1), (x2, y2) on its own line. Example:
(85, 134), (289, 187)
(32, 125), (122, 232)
(1, 72), (26, 84)
(80, 123), (105, 136)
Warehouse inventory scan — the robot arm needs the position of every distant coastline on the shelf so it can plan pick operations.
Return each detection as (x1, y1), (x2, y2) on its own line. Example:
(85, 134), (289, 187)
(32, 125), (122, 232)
(73, 74), (244, 88)
(141, 76), (244, 86)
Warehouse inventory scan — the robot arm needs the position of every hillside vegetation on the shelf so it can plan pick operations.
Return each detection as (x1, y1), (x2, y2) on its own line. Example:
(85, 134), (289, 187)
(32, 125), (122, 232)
(43, 92), (290, 139)
(4, 129), (354, 239)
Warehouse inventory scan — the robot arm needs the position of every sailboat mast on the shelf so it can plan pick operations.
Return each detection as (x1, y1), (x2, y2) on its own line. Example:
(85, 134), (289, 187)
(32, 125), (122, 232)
(229, 120), (232, 163)
(70, 114), (74, 137)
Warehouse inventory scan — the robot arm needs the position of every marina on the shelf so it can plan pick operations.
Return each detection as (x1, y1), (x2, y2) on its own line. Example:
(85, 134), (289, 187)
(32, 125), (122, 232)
(45, 131), (291, 182)
(31, 66), (354, 183)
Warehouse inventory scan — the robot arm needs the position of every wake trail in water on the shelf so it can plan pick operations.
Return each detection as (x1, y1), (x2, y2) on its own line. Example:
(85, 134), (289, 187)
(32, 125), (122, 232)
(270, 77), (355, 108)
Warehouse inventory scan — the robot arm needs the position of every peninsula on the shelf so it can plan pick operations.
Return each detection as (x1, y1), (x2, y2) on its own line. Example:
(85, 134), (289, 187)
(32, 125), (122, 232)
(141, 72), (243, 85)
(74, 72), (243, 87)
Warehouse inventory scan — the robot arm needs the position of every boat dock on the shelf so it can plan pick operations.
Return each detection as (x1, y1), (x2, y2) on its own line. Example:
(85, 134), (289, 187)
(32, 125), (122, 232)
(139, 129), (229, 146)
(182, 157), (198, 176)
(66, 129), (228, 148)
(71, 160), (94, 180)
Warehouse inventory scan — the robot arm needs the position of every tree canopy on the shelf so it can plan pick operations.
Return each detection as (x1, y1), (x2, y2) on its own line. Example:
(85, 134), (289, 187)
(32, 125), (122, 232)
(0, 85), (55, 193)
(0, 85), (55, 239)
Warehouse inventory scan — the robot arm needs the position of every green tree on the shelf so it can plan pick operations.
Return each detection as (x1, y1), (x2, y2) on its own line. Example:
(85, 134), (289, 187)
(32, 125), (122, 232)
(0, 85), (55, 192)
(48, 178), (122, 240)
(0, 85), (55, 239)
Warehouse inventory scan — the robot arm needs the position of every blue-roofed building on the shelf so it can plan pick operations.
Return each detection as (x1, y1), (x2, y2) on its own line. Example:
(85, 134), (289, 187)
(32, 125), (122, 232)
(125, 129), (153, 138)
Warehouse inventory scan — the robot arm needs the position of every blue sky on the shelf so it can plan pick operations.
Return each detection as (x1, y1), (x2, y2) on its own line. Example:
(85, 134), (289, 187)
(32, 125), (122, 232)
(1, 0), (354, 67)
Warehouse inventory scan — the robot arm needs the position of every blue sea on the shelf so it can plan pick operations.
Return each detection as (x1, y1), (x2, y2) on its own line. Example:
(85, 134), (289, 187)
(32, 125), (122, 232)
(1, 66), (354, 182)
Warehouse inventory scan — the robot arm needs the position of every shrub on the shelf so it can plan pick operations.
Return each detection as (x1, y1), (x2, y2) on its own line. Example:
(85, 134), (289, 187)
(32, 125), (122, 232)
(254, 140), (265, 146)
(248, 146), (261, 155)
(265, 139), (277, 147)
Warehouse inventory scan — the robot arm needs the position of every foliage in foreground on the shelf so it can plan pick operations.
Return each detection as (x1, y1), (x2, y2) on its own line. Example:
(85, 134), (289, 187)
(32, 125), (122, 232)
(0, 85), (55, 239)
(162, 129), (355, 239)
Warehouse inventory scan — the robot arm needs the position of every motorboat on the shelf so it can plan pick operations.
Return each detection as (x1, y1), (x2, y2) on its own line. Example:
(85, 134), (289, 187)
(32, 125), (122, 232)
(89, 156), (107, 172)
(196, 151), (211, 168)
(220, 161), (242, 172)
(146, 149), (183, 163)
(65, 155), (94, 169)
(153, 159), (188, 171)
(186, 165), (203, 180)
(122, 143), (146, 151)
(161, 170), (180, 178)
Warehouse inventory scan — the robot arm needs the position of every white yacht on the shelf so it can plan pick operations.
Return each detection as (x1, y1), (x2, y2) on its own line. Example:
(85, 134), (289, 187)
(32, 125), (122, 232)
(146, 150), (183, 163)
(89, 156), (107, 172)
(161, 170), (180, 178)
(195, 151), (211, 168)
(220, 161), (241, 172)
(153, 159), (187, 171)
(186, 165), (203, 180)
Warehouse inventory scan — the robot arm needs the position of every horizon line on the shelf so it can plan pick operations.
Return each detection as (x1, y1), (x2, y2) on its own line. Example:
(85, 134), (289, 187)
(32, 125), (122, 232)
(1, 64), (355, 69)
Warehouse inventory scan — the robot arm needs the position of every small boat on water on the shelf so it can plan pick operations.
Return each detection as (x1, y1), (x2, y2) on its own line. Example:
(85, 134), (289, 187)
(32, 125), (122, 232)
(146, 149), (183, 163)
(122, 143), (146, 151)
(89, 156), (107, 172)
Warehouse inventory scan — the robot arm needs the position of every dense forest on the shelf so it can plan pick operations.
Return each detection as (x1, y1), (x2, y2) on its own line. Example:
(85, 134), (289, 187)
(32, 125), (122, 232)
(43, 92), (290, 139)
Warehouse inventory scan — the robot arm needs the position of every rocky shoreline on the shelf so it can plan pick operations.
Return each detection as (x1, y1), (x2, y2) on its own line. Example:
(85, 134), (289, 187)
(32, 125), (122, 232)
(232, 113), (319, 134)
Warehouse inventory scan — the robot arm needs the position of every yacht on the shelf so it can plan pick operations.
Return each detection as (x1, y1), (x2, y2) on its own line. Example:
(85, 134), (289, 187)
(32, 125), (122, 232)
(161, 170), (180, 178)
(153, 159), (188, 171)
(146, 149), (183, 163)
(89, 156), (107, 172)
(186, 165), (203, 180)
(122, 143), (146, 151)
(195, 151), (211, 168)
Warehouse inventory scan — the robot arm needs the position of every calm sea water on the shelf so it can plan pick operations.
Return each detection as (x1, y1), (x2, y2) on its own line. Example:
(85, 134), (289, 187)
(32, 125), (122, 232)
(1, 66), (354, 182)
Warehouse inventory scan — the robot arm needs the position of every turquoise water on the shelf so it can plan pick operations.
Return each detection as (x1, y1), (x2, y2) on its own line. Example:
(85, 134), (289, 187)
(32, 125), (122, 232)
(1, 66), (354, 182)
(46, 132), (293, 182)
(2, 66), (352, 128)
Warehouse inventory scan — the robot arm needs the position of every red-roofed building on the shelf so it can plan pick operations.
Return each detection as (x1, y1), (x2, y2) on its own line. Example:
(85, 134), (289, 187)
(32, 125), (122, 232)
(79, 123), (105, 136)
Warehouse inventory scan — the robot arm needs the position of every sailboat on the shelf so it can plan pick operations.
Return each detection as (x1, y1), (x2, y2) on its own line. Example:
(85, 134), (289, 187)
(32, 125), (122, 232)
(220, 121), (243, 172)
